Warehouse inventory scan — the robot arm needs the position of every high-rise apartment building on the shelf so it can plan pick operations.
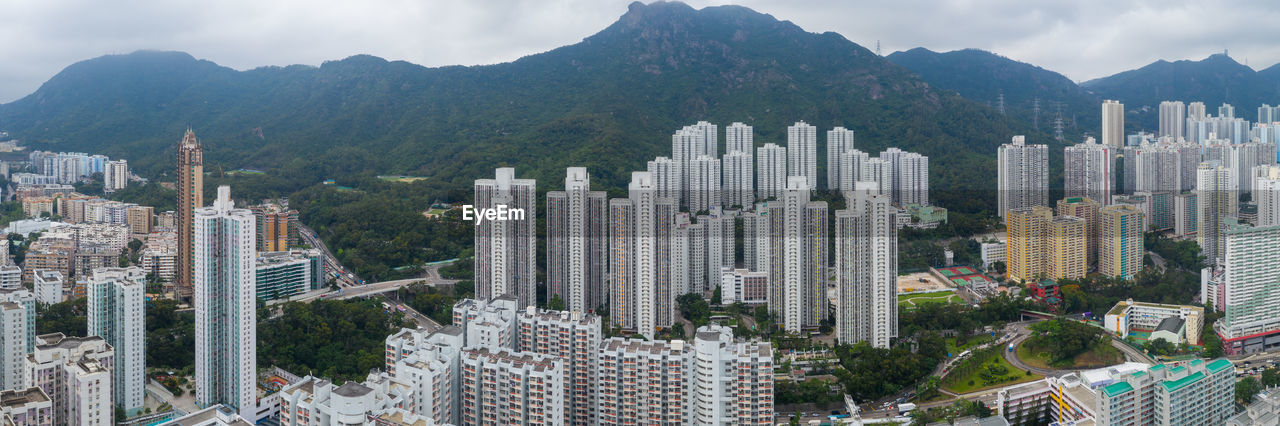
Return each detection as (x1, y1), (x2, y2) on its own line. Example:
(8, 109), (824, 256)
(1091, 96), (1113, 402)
(781, 177), (826, 333)
(1198, 162), (1237, 265)
(1047, 216), (1087, 280)
(1256, 165), (1280, 227)
(459, 348), (564, 425)
(474, 167), (537, 308)
(1215, 218), (1280, 353)
(87, 267), (145, 414)
(722, 150), (754, 208)
(1174, 192), (1197, 237)
(1159, 101), (1186, 140)
(647, 156), (680, 202)
(0, 302), (26, 391)
(998, 136), (1049, 218)
(248, 204), (298, 252)
(786, 122), (817, 189)
(689, 325), (774, 426)
(1102, 100), (1125, 148)
(103, 160), (128, 192)
(1006, 206), (1053, 282)
(176, 129), (203, 301)
(1064, 138), (1113, 204)
(1057, 197), (1100, 267)
(1098, 204), (1145, 280)
(826, 127), (855, 190)
(687, 155), (721, 213)
(608, 172), (676, 338)
(25, 333), (113, 425)
(1189, 102), (1207, 120)
(193, 186), (257, 419)
(725, 122), (753, 154)
(756, 143), (787, 200)
(546, 167), (608, 315)
(836, 149), (869, 192)
(515, 307), (602, 425)
(835, 183), (897, 348)
(673, 123), (718, 209)
(125, 205), (153, 235)
(596, 338), (690, 425)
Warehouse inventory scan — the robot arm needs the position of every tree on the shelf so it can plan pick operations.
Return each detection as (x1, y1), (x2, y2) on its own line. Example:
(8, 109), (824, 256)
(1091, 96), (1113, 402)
(992, 261), (1006, 274)
(711, 285), (722, 305)
(1144, 338), (1176, 357)
(546, 294), (565, 311)
(1263, 368), (1280, 388)
(1237, 376), (1262, 405)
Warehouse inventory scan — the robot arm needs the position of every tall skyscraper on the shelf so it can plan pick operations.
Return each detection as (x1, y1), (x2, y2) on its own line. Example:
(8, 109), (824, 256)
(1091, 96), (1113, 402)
(193, 186), (257, 419)
(1064, 137), (1114, 204)
(786, 122), (817, 189)
(608, 172), (676, 338)
(673, 123), (717, 209)
(756, 143), (787, 200)
(87, 266), (146, 414)
(1198, 162), (1238, 265)
(1219, 103), (1235, 119)
(835, 182), (897, 348)
(1159, 101), (1186, 140)
(0, 302), (25, 390)
(1255, 165), (1280, 227)
(687, 155), (721, 213)
(1098, 204), (1144, 280)
(1047, 216), (1087, 280)
(1006, 206), (1053, 283)
(1214, 218), (1280, 353)
(1259, 105), (1277, 124)
(891, 150), (929, 206)
(176, 129), (204, 301)
(546, 168), (608, 314)
(826, 127), (855, 190)
(837, 149), (869, 192)
(1188, 102), (1207, 120)
(998, 136), (1049, 218)
(722, 150), (754, 208)
(781, 177), (826, 333)
(1057, 197), (1101, 267)
(1102, 100), (1125, 148)
(474, 168), (537, 308)
(725, 122), (753, 154)
(647, 156), (680, 202)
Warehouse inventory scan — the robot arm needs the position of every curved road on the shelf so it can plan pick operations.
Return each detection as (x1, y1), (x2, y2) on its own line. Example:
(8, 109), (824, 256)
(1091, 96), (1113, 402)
(1001, 322), (1156, 377)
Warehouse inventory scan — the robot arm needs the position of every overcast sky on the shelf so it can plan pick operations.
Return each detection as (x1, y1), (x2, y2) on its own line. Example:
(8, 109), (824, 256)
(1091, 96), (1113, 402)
(2, 0), (1278, 103)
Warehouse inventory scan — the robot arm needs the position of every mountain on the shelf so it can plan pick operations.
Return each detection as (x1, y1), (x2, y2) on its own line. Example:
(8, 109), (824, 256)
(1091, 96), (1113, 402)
(887, 48), (1099, 135)
(0, 1), (1041, 214)
(1082, 54), (1280, 125)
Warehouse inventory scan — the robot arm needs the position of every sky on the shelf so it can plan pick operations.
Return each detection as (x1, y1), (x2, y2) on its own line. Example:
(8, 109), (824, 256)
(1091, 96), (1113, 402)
(2, 0), (1279, 103)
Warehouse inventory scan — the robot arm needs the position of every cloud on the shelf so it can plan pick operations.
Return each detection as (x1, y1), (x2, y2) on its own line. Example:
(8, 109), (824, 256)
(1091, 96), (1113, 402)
(1, 0), (1278, 102)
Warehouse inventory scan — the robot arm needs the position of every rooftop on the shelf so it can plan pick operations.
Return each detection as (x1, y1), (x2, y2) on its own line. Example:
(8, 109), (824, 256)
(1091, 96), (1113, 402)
(1160, 371), (1206, 393)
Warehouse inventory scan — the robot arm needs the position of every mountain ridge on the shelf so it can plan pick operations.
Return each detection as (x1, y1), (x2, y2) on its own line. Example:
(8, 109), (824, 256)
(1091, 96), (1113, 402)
(0, 1), (1041, 216)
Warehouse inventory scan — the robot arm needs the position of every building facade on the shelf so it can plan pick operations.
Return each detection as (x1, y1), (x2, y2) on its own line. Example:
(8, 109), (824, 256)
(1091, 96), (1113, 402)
(193, 187), (257, 419)
(473, 168), (537, 308)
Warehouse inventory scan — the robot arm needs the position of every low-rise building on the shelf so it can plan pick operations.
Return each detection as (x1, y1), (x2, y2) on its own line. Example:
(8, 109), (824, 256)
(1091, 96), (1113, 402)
(32, 271), (61, 306)
(720, 268), (768, 305)
(254, 250), (324, 301)
(1103, 299), (1204, 345)
(980, 242), (1006, 270)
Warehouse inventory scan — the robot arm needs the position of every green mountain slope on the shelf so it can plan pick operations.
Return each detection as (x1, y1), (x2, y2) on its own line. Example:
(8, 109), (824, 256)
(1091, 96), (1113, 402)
(0, 1), (1041, 214)
(1081, 54), (1280, 126)
(887, 47), (1100, 137)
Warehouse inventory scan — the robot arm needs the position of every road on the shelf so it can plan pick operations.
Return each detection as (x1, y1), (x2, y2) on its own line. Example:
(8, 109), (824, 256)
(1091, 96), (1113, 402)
(296, 222), (361, 288)
(1147, 250), (1167, 271)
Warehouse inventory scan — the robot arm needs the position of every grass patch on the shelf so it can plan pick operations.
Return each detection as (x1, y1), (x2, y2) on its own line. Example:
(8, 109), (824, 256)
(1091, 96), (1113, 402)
(377, 175), (428, 183)
(941, 347), (1042, 394)
(898, 291), (960, 310)
(1016, 340), (1123, 370)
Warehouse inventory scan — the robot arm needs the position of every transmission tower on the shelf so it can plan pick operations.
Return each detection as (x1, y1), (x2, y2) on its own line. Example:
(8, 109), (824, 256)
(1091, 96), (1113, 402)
(1033, 98), (1041, 130)
(1054, 103), (1065, 142)
(876, 40), (882, 56)
(997, 91), (1006, 116)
